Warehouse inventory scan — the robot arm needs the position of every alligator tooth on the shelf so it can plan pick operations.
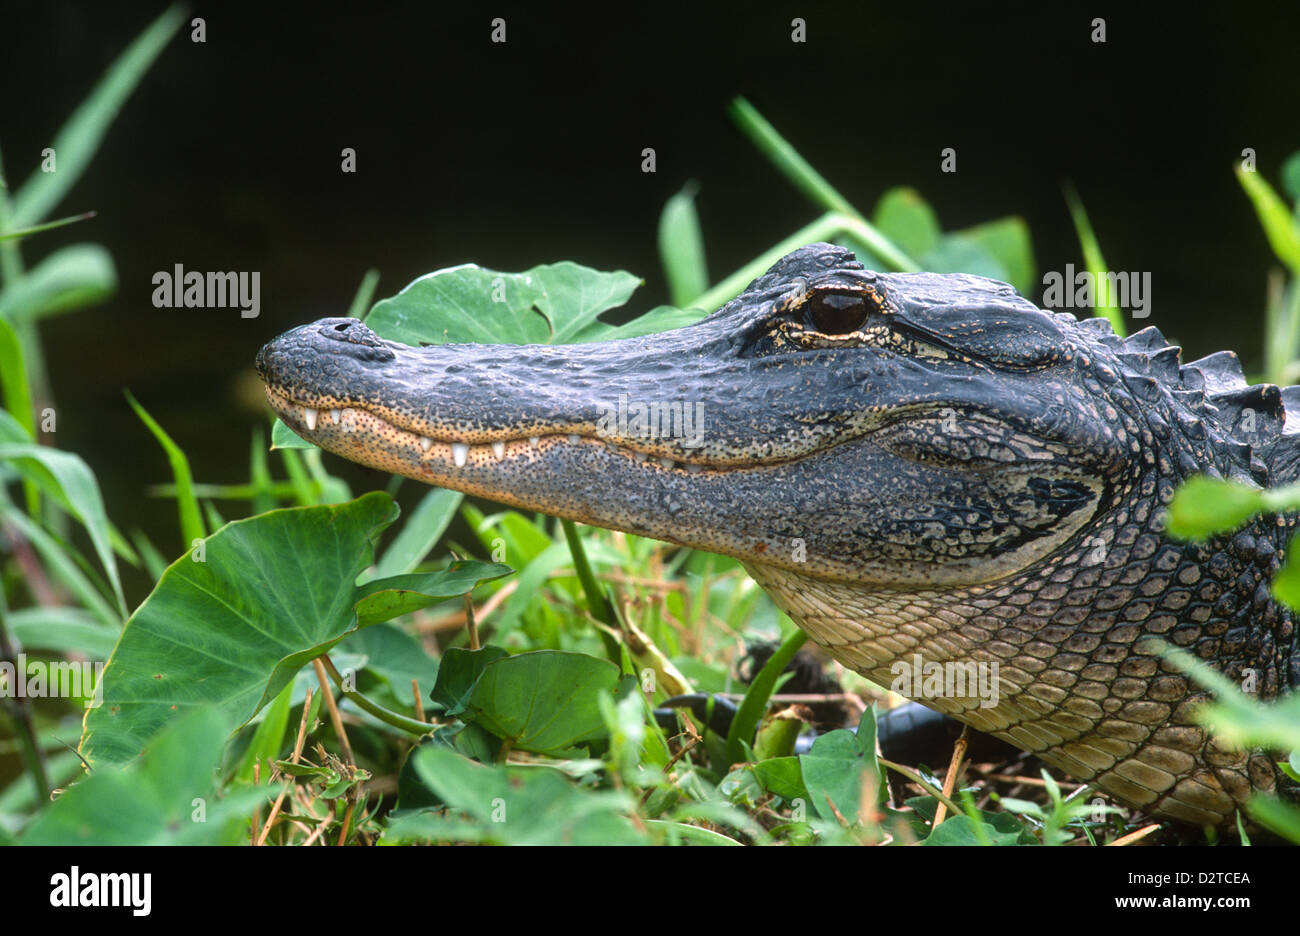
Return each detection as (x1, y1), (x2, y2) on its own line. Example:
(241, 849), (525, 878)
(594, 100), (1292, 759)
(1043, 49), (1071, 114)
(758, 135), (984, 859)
(568, 434), (581, 444)
(658, 457), (675, 470)
(452, 442), (469, 467)
(491, 441), (505, 460)
(303, 408), (318, 431)
(685, 463), (703, 474)
(330, 409), (341, 423)
(420, 436), (433, 452)
(634, 451), (648, 462)
(529, 436), (540, 449)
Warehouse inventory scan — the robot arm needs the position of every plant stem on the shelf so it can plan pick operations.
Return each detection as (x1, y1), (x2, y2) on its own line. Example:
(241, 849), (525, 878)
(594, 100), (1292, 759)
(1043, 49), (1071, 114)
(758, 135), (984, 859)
(561, 518), (614, 626)
(312, 658), (355, 766)
(0, 602), (50, 804)
(877, 756), (965, 818)
(318, 655), (432, 737)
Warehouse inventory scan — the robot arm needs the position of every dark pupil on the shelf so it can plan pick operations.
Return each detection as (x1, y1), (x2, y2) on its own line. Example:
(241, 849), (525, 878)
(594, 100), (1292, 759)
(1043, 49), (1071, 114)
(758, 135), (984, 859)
(807, 293), (869, 334)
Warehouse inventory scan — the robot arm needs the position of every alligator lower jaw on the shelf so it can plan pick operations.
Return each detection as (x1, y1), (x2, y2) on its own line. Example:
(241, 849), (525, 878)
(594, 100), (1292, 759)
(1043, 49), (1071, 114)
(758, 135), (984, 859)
(264, 385), (736, 477)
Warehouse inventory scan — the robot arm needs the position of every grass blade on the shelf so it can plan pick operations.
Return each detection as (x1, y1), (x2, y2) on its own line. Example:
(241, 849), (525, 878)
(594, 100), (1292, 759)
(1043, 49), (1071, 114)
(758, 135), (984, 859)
(1063, 183), (1125, 337)
(658, 183), (709, 306)
(728, 96), (918, 272)
(1236, 165), (1300, 274)
(349, 268), (381, 319)
(11, 5), (186, 227)
(725, 626), (808, 767)
(0, 211), (98, 243)
(124, 389), (205, 549)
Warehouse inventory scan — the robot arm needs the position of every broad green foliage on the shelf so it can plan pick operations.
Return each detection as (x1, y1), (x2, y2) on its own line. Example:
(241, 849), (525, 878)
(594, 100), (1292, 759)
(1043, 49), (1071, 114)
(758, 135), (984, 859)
(870, 188), (1036, 295)
(81, 492), (508, 767)
(384, 746), (645, 845)
(22, 707), (270, 845)
(429, 646), (629, 756)
(465, 651), (627, 755)
(367, 261), (690, 347)
(799, 725), (881, 825)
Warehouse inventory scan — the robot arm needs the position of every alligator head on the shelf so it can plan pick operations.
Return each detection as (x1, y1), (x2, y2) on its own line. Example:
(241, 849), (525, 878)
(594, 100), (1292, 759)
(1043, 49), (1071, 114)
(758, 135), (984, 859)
(257, 242), (1298, 826)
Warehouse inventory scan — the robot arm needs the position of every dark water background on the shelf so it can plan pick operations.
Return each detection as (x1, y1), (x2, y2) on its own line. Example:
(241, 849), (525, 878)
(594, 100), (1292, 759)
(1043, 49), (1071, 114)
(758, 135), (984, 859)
(3, 2), (1299, 603)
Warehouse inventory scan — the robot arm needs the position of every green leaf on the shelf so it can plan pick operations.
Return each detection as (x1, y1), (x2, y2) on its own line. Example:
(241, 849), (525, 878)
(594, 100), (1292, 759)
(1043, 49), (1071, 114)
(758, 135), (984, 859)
(952, 216), (1036, 294)
(0, 244), (115, 322)
(353, 564), (509, 627)
(271, 417), (315, 450)
(1236, 165), (1300, 275)
(752, 756), (808, 801)
(233, 679), (294, 785)
(22, 707), (271, 845)
(491, 540), (577, 636)
(0, 441), (125, 615)
(370, 487), (463, 578)
(466, 650), (623, 755)
(0, 500), (120, 628)
(922, 234), (1010, 283)
(0, 210), (98, 244)
(383, 745), (644, 845)
(921, 814), (1023, 846)
(726, 627), (808, 766)
(1271, 543), (1300, 609)
(367, 261), (644, 347)
(340, 623), (440, 709)
(5, 606), (119, 660)
(11, 5), (186, 228)
(429, 646), (510, 716)
(1280, 151), (1300, 203)
(1166, 647), (1300, 753)
(872, 187), (941, 261)
(80, 493), (508, 767)
(1245, 795), (1300, 845)
(1166, 476), (1264, 540)
(0, 316), (34, 439)
(799, 728), (878, 824)
(659, 182), (710, 307)
(125, 390), (205, 550)
(644, 819), (743, 845)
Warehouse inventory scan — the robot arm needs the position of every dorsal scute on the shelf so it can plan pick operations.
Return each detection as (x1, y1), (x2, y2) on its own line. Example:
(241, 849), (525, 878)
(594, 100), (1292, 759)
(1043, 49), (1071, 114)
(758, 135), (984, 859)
(1206, 383), (1285, 446)
(1072, 314), (1298, 486)
(1124, 326), (1169, 353)
(1180, 350), (1248, 396)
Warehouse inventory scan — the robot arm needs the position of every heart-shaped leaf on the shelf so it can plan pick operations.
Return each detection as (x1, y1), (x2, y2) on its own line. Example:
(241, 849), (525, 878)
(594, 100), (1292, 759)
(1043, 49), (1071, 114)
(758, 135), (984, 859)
(81, 492), (510, 767)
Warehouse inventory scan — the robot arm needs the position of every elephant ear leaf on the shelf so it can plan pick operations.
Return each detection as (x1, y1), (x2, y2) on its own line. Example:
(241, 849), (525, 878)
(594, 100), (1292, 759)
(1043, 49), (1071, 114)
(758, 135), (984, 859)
(81, 492), (510, 768)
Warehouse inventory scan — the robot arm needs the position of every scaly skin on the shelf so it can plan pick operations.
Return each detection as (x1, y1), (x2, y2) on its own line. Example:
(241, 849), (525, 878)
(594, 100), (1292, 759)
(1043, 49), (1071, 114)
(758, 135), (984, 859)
(256, 243), (1298, 825)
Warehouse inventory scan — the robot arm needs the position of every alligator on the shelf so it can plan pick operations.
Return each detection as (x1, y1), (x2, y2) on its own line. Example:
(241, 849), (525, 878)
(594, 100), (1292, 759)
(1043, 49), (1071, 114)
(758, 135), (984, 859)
(256, 243), (1299, 827)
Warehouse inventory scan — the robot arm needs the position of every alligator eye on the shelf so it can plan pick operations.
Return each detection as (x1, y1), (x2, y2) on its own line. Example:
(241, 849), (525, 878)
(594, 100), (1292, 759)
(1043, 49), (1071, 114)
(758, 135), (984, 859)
(805, 292), (871, 335)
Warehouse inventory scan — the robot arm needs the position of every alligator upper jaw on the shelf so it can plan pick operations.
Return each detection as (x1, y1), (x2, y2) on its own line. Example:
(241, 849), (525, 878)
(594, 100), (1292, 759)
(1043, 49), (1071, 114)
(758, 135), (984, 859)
(258, 315), (1107, 588)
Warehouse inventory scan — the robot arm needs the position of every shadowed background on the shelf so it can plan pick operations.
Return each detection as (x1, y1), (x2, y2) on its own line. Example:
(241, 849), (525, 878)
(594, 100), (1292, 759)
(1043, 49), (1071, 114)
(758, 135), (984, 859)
(3, 1), (1299, 600)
